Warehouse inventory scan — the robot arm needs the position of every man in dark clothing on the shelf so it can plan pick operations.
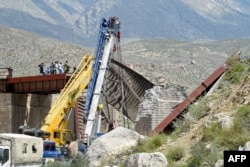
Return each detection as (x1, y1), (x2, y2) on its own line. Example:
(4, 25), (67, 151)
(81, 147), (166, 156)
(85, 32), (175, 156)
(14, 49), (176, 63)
(7, 67), (13, 78)
(38, 63), (45, 75)
(101, 18), (108, 27)
(63, 61), (71, 73)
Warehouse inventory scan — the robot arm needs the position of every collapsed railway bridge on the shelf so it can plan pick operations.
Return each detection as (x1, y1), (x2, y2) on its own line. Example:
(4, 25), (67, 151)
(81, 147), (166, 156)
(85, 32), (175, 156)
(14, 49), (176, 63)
(0, 60), (227, 137)
(0, 59), (155, 136)
(0, 16), (228, 140)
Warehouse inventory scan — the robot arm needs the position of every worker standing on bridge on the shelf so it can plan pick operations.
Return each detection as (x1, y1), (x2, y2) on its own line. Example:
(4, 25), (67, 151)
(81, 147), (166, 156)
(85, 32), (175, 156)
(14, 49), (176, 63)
(45, 67), (50, 75)
(58, 62), (64, 74)
(54, 61), (59, 74)
(38, 63), (45, 75)
(64, 60), (71, 73)
(7, 67), (13, 78)
(50, 62), (55, 74)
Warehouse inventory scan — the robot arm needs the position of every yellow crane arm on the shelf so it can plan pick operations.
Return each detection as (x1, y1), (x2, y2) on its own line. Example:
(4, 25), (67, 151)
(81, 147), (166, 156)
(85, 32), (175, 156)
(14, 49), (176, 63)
(40, 55), (94, 146)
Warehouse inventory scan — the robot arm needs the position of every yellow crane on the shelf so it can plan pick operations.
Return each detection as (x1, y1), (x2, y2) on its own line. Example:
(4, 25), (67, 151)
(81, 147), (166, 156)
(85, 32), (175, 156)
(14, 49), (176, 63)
(41, 55), (94, 147)
(20, 55), (94, 147)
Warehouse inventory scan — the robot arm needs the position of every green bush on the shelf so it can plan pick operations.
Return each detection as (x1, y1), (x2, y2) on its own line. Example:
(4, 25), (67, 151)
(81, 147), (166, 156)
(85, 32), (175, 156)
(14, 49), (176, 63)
(203, 105), (250, 150)
(186, 156), (201, 167)
(44, 161), (71, 167)
(234, 105), (250, 131)
(188, 141), (221, 166)
(188, 105), (250, 167)
(216, 129), (250, 150)
(187, 143), (223, 167)
(134, 133), (166, 153)
(202, 122), (223, 142)
(43, 155), (86, 167)
(217, 83), (224, 90)
(224, 61), (244, 84)
(172, 115), (192, 137)
(186, 142), (204, 167)
(247, 58), (250, 71)
(216, 105), (250, 150)
(167, 147), (184, 163)
(188, 98), (210, 120)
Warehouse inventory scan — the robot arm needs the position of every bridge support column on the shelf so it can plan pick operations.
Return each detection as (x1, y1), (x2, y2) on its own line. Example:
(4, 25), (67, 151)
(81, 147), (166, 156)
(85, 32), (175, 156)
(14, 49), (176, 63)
(0, 93), (59, 133)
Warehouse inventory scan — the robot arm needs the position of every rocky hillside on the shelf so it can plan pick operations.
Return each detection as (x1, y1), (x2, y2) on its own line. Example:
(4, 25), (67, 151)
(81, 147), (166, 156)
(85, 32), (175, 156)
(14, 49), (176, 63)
(1, 26), (250, 94)
(85, 55), (249, 167)
(0, 26), (93, 77)
(157, 57), (250, 167)
(121, 38), (250, 93)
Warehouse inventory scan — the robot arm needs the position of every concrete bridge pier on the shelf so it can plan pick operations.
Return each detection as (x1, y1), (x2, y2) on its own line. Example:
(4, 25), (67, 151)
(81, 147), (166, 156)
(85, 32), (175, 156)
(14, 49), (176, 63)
(0, 93), (61, 133)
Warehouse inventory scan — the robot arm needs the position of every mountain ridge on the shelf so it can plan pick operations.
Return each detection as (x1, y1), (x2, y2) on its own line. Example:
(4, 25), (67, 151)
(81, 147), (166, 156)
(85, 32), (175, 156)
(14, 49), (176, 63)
(1, 0), (250, 47)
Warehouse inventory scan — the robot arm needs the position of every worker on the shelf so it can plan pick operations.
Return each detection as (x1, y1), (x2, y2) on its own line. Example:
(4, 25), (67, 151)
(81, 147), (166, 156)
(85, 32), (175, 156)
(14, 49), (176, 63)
(54, 61), (59, 74)
(101, 18), (108, 27)
(58, 62), (64, 74)
(38, 63), (45, 75)
(50, 62), (55, 74)
(7, 67), (13, 78)
(117, 30), (121, 42)
(83, 112), (88, 124)
(115, 17), (120, 28)
(45, 67), (50, 75)
(113, 44), (116, 52)
(63, 60), (71, 73)
(108, 16), (116, 29)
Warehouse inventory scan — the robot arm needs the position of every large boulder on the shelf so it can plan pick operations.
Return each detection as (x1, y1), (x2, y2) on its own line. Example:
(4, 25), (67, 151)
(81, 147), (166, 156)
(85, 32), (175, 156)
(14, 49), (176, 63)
(214, 159), (224, 167)
(244, 141), (250, 151)
(125, 152), (168, 167)
(84, 126), (146, 167)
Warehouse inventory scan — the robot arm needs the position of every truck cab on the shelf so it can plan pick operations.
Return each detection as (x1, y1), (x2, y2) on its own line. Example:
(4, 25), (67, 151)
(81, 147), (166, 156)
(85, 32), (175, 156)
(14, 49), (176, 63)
(0, 133), (44, 167)
(43, 141), (61, 158)
(0, 146), (10, 167)
(43, 141), (61, 163)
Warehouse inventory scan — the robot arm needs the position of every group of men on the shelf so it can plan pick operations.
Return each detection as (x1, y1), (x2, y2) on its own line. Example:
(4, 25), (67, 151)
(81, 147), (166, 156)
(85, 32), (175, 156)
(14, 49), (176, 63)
(39, 60), (71, 75)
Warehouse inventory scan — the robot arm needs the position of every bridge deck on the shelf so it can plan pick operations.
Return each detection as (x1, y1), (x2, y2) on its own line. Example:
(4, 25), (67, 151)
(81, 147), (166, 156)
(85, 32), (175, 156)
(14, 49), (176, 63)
(0, 74), (69, 94)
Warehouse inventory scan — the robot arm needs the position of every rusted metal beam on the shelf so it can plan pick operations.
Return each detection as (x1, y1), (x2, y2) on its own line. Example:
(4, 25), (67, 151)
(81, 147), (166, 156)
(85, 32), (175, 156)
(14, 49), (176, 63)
(151, 64), (228, 135)
(6, 74), (68, 93)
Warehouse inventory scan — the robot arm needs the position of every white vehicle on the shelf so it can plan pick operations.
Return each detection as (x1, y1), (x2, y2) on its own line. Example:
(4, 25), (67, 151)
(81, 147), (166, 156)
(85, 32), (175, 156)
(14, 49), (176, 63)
(0, 133), (43, 167)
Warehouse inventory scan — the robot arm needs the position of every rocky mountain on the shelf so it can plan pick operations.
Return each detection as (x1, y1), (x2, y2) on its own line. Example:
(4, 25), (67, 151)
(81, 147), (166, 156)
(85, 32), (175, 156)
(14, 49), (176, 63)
(1, 0), (250, 47)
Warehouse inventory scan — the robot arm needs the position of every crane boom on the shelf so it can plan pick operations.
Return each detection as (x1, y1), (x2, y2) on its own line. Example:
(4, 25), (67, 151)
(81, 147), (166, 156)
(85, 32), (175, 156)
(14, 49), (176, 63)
(84, 19), (109, 113)
(85, 35), (115, 138)
(84, 16), (121, 143)
(40, 55), (94, 147)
